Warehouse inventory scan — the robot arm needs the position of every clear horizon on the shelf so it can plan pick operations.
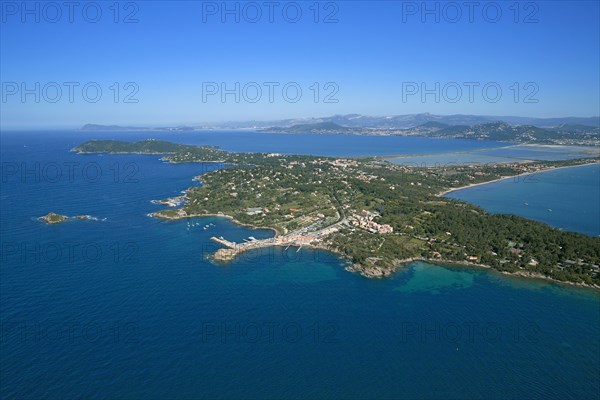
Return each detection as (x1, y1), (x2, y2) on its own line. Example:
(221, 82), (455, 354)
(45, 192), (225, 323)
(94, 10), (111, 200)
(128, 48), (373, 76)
(2, 111), (600, 131)
(1, 1), (599, 129)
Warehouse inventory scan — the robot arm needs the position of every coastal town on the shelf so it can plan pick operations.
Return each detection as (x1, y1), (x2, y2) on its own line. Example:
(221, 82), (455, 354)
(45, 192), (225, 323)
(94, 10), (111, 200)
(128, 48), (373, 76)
(72, 140), (600, 286)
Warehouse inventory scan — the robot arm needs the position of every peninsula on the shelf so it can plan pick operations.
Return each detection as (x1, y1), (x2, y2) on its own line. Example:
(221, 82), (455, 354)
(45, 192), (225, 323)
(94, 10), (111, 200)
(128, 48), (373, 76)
(72, 140), (600, 287)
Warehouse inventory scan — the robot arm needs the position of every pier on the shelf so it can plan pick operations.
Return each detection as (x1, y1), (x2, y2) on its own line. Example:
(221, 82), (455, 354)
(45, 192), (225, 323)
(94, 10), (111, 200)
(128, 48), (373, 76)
(210, 236), (237, 249)
(209, 220), (345, 262)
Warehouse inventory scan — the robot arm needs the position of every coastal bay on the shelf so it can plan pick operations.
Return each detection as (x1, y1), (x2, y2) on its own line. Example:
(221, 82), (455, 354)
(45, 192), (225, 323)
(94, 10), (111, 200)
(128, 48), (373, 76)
(2, 131), (599, 399)
(72, 138), (600, 287)
(445, 163), (600, 237)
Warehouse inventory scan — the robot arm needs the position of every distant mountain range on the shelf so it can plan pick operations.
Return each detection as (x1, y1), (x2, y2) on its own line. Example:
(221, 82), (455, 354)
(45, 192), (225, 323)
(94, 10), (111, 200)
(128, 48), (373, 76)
(83, 113), (600, 131)
(81, 113), (600, 145)
(261, 121), (599, 145)
(219, 113), (600, 129)
(260, 121), (353, 134)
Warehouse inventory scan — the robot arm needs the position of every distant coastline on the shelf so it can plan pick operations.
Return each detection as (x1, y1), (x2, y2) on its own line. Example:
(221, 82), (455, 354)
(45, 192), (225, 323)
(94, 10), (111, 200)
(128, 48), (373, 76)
(77, 115), (600, 147)
(438, 162), (600, 197)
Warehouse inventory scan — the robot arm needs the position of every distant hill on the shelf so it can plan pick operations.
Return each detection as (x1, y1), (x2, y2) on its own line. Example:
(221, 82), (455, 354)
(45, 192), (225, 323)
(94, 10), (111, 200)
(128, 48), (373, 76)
(260, 122), (352, 134)
(551, 124), (600, 134)
(256, 119), (598, 145)
(81, 124), (143, 131)
(417, 121), (450, 129)
(403, 121), (599, 144)
(220, 113), (600, 130)
(86, 114), (600, 132)
(83, 113), (600, 146)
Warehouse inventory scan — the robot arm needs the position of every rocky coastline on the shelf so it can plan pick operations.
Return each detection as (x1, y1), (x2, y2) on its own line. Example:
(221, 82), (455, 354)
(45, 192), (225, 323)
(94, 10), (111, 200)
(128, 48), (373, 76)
(148, 209), (600, 290)
(39, 212), (101, 224)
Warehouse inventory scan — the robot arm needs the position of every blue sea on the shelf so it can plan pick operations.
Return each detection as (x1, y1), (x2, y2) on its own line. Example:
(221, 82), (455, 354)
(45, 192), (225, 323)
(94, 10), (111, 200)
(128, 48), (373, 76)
(1, 131), (599, 399)
(446, 164), (600, 237)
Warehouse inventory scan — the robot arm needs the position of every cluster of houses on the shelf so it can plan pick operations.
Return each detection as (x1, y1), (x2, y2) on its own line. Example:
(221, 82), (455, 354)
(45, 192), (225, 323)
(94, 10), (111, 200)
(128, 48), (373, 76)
(508, 241), (525, 255)
(557, 259), (600, 276)
(246, 207), (264, 216)
(329, 159), (359, 168)
(285, 161), (307, 169)
(348, 210), (394, 234)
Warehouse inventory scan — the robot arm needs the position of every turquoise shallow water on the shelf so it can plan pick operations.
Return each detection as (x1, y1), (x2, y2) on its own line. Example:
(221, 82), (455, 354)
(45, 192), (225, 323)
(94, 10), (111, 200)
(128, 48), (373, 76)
(1, 132), (599, 399)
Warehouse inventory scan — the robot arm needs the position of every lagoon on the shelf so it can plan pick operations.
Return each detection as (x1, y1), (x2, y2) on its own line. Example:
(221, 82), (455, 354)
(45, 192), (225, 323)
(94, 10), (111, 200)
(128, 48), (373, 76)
(389, 144), (598, 166)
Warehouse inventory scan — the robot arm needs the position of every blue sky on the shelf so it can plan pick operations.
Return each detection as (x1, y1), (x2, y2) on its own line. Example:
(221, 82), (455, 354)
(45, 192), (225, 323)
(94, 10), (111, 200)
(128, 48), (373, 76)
(1, 0), (599, 128)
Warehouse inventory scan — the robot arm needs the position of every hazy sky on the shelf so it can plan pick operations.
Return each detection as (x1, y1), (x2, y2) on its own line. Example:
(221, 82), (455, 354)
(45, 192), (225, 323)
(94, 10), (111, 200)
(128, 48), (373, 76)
(1, 0), (599, 128)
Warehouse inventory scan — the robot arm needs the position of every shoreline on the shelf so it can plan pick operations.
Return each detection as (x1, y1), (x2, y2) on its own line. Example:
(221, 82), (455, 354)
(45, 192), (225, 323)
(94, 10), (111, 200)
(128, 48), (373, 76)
(353, 256), (600, 291)
(139, 151), (599, 290)
(148, 210), (600, 291)
(423, 259), (600, 291)
(149, 211), (281, 236)
(437, 161), (599, 197)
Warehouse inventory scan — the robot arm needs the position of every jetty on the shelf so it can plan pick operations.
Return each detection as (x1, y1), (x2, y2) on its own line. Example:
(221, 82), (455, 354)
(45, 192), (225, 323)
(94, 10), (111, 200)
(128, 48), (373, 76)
(209, 220), (345, 262)
(211, 237), (237, 249)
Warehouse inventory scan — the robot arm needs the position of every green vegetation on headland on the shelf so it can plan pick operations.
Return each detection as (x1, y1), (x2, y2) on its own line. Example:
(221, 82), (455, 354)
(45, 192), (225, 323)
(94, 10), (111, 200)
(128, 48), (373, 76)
(73, 140), (600, 287)
(72, 139), (192, 154)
